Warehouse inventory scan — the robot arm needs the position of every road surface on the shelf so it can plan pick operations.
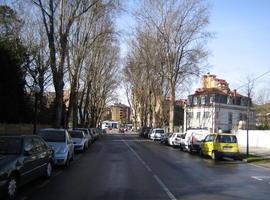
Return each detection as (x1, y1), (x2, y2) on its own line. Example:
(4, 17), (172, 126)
(18, 134), (270, 200)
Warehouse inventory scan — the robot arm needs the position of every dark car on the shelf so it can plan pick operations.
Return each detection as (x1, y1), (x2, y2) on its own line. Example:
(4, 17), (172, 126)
(0, 135), (54, 200)
(139, 127), (151, 138)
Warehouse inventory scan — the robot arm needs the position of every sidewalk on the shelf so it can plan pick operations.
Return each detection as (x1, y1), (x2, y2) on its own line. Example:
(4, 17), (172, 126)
(240, 146), (270, 170)
(240, 147), (270, 158)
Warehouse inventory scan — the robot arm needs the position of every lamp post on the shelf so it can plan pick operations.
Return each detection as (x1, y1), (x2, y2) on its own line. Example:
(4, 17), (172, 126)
(33, 86), (40, 135)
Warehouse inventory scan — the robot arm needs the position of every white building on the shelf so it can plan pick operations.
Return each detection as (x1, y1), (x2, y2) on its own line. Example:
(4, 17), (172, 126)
(184, 74), (256, 133)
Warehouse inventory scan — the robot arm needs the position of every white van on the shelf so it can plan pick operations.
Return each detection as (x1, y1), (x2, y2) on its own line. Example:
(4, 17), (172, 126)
(180, 129), (210, 152)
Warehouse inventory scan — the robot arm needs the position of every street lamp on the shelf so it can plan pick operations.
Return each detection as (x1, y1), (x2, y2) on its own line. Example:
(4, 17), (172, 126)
(33, 85), (40, 135)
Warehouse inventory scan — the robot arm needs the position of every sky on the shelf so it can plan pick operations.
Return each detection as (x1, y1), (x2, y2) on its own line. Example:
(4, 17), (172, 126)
(115, 0), (270, 104)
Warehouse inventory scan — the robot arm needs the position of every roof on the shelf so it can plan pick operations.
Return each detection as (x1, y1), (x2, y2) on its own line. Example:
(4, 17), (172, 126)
(193, 87), (247, 98)
(194, 88), (228, 95)
(111, 103), (130, 108)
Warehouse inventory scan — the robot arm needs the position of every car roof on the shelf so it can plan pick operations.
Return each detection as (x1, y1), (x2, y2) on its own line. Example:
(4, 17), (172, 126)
(39, 128), (66, 131)
(213, 133), (236, 136)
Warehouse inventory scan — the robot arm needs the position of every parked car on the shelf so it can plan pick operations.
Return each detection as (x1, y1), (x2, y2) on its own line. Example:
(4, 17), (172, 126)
(139, 127), (152, 138)
(69, 130), (89, 152)
(149, 128), (165, 140)
(38, 128), (74, 167)
(180, 129), (210, 152)
(160, 133), (172, 144)
(0, 135), (54, 200)
(119, 128), (125, 133)
(74, 128), (93, 144)
(200, 133), (240, 160)
(95, 128), (103, 135)
(168, 133), (184, 147)
(90, 128), (99, 140)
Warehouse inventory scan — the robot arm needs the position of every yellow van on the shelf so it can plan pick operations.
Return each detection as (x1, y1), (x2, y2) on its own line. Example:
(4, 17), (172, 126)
(200, 133), (240, 160)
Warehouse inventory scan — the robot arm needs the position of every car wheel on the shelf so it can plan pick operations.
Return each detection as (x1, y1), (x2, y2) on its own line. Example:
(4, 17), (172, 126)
(65, 155), (70, 168)
(71, 152), (75, 161)
(179, 145), (183, 151)
(5, 175), (18, 200)
(44, 161), (53, 178)
(211, 151), (218, 160)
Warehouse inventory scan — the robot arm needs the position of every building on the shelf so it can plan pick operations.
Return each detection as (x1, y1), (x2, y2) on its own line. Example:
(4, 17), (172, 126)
(101, 103), (131, 126)
(184, 73), (256, 133)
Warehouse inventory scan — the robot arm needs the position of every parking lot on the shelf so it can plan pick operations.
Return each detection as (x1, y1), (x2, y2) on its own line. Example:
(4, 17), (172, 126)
(15, 133), (270, 200)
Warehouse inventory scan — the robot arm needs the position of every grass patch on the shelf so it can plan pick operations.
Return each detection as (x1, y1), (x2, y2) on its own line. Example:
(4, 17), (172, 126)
(241, 154), (270, 163)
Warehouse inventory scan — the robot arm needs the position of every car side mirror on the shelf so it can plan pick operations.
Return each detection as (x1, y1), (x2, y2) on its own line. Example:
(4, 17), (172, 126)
(24, 144), (34, 156)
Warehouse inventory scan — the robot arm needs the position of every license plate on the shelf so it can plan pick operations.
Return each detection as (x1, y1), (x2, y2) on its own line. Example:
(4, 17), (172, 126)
(223, 146), (232, 150)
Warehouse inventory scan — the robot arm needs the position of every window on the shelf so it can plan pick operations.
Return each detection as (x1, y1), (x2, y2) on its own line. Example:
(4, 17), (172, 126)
(228, 112), (233, 124)
(201, 96), (205, 105)
(0, 138), (22, 155)
(216, 112), (219, 119)
(33, 138), (45, 152)
(216, 135), (237, 143)
(187, 112), (193, 118)
(205, 135), (215, 142)
(239, 113), (243, 121)
(196, 112), (201, 119)
(24, 138), (35, 154)
(193, 97), (198, 105)
(208, 135), (215, 142)
(203, 111), (210, 118)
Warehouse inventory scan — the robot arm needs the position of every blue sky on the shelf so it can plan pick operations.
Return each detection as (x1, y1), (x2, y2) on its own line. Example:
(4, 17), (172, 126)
(116, 0), (270, 103)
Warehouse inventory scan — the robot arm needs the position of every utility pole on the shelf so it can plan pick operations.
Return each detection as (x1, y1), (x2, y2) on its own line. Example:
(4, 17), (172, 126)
(246, 89), (251, 157)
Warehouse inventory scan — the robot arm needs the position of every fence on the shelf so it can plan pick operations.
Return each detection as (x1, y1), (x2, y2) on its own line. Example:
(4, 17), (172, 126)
(0, 123), (51, 135)
(236, 130), (270, 148)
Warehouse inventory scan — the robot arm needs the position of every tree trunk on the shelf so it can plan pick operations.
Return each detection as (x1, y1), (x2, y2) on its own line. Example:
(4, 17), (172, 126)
(169, 81), (175, 132)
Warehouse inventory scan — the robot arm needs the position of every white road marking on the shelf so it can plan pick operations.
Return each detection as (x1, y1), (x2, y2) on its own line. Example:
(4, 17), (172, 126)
(251, 176), (263, 181)
(249, 163), (270, 171)
(153, 174), (177, 200)
(121, 138), (177, 200)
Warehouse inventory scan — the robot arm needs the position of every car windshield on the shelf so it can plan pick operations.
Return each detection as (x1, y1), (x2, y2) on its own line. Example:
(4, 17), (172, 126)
(76, 129), (89, 135)
(216, 135), (237, 143)
(0, 137), (22, 154)
(156, 130), (164, 134)
(69, 131), (83, 139)
(39, 130), (66, 142)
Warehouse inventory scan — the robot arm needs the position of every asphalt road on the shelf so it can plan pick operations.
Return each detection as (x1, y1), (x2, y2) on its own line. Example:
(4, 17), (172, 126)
(18, 134), (270, 200)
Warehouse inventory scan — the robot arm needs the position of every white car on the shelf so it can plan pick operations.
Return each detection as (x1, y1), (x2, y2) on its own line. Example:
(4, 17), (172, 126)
(180, 129), (210, 152)
(69, 130), (89, 151)
(149, 128), (165, 140)
(168, 133), (184, 147)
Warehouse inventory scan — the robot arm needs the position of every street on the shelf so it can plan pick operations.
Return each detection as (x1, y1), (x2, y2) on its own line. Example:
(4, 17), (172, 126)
(18, 134), (270, 200)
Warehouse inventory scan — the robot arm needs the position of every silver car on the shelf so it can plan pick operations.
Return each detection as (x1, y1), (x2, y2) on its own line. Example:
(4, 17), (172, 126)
(69, 130), (89, 152)
(39, 128), (75, 167)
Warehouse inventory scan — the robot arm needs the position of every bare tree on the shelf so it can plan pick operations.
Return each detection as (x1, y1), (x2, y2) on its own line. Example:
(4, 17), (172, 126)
(31, 0), (100, 127)
(135, 0), (211, 131)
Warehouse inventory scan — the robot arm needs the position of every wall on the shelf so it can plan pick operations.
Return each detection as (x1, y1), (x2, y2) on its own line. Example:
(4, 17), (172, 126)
(236, 130), (270, 148)
(184, 103), (256, 132)
(0, 124), (51, 135)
